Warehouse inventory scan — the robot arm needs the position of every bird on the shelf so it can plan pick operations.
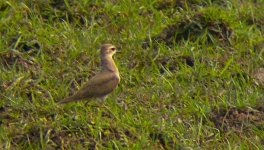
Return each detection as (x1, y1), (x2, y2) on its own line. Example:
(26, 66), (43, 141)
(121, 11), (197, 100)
(58, 44), (120, 104)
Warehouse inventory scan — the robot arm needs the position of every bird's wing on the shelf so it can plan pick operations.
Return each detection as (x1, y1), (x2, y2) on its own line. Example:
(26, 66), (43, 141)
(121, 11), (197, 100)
(74, 71), (120, 99)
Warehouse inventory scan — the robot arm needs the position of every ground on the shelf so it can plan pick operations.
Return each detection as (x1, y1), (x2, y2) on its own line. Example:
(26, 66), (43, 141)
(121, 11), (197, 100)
(0, 0), (264, 149)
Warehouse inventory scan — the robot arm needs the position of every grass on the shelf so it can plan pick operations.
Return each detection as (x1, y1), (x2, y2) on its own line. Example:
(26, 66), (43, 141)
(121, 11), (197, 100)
(0, 0), (264, 149)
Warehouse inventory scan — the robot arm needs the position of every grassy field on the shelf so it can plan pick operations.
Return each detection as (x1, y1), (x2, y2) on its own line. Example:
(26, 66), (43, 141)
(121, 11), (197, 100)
(0, 0), (264, 149)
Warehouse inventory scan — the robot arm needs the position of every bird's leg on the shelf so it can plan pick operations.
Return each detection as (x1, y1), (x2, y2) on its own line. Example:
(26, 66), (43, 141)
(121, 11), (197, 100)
(98, 96), (107, 103)
(84, 96), (107, 107)
(99, 95), (111, 111)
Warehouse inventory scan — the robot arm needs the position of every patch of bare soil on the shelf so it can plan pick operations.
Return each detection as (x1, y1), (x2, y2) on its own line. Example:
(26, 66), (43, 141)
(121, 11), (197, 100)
(252, 68), (264, 87)
(143, 13), (233, 48)
(210, 106), (264, 134)
(153, 0), (229, 11)
(157, 55), (194, 74)
(0, 50), (39, 71)
(56, 124), (137, 149)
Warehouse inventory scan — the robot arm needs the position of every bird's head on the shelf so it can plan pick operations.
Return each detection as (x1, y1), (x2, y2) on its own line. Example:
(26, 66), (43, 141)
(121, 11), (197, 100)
(101, 44), (117, 57)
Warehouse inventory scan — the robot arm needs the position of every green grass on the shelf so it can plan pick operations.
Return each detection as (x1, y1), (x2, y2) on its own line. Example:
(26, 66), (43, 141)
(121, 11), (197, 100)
(0, 0), (264, 149)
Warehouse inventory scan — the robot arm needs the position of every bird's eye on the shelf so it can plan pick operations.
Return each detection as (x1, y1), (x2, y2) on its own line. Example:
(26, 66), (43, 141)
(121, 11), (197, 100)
(110, 47), (116, 51)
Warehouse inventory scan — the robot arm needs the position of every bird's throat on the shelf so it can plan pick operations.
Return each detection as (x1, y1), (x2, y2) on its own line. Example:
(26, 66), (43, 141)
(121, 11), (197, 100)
(101, 56), (119, 74)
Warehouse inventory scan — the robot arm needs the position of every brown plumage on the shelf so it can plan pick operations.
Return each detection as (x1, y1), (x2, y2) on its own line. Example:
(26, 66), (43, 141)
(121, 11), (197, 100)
(58, 44), (120, 104)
